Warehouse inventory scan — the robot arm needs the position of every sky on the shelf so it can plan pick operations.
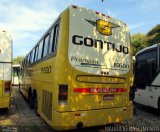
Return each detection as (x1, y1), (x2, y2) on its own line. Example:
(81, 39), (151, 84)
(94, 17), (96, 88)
(0, 0), (160, 58)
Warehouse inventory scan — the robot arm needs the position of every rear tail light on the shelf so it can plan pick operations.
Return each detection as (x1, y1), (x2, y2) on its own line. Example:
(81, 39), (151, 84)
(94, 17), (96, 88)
(5, 81), (11, 94)
(58, 85), (68, 105)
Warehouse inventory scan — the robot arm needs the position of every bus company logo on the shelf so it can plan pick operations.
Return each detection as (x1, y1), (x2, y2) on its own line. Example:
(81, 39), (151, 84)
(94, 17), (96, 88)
(84, 19), (120, 36)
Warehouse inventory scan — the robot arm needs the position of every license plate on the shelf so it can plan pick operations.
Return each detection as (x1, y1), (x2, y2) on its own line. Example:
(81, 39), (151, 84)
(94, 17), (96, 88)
(103, 94), (115, 100)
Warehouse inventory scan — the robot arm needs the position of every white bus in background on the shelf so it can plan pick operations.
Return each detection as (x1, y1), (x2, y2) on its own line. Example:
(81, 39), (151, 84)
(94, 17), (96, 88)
(0, 29), (12, 109)
(134, 43), (160, 109)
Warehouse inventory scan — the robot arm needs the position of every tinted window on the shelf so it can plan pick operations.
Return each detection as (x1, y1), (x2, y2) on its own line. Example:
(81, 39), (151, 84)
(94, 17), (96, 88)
(135, 48), (158, 88)
(148, 59), (157, 83)
(135, 61), (147, 88)
(43, 34), (50, 57)
(49, 22), (60, 54)
(137, 49), (157, 61)
(37, 40), (43, 60)
(31, 49), (35, 63)
(34, 46), (39, 62)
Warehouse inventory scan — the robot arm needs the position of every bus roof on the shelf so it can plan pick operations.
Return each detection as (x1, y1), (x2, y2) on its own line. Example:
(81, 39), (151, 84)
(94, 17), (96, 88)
(69, 5), (127, 26)
(136, 43), (159, 56)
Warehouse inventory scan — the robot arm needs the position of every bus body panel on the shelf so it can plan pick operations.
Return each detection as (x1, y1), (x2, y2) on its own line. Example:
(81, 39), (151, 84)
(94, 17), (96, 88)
(0, 30), (12, 109)
(67, 68), (132, 111)
(52, 105), (133, 130)
(134, 86), (160, 109)
(67, 6), (133, 111)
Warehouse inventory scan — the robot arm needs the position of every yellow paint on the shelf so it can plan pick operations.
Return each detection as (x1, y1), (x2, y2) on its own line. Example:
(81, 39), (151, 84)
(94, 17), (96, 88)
(0, 119), (13, 125)
(0, 80), (11, 109)
(0, 29), (12, 109)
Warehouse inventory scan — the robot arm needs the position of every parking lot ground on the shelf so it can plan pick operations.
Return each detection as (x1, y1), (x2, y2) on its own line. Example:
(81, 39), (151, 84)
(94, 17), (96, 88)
(0, 86), (53, 132)
(1, 86), (160, 132)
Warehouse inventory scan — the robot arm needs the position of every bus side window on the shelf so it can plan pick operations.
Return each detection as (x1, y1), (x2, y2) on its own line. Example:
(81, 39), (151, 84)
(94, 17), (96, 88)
(43, 33), (50, 58)
(49, 22), (60, 54)
(29, 52), (32, 65)
(148, 59), (157, 83)
(31, 48), (35, 63)
(135, 61), (147, 88)
(34, 46), (39, 62)
(37, 40), (44, 60)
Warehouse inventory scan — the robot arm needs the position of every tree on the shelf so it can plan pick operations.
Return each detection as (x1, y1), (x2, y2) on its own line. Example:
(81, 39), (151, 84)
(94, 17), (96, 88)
(13, 55), (25, 65)
(146, 24), (160, 46)
(131, 33), (147, 55)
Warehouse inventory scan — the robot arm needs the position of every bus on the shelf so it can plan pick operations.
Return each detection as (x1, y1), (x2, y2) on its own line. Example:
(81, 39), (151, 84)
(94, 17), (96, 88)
(134, 44), (160, 110)
(0, 29), (12, 109)
(19, 5), (133, 130)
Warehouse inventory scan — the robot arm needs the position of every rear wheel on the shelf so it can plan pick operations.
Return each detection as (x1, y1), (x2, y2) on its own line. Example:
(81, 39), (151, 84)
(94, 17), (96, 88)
(33, 95), (39, 116)
(28, 92), (34, 109)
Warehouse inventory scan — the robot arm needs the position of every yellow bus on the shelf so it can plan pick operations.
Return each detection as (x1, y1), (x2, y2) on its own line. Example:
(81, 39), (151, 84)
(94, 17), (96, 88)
(19, 5), (133, 130)
(0, 29), (12, 109)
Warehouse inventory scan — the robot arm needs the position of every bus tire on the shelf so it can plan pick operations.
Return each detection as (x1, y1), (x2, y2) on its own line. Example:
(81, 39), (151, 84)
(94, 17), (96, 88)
(34, 95), (39, 116)
(28, 91), (34, 109)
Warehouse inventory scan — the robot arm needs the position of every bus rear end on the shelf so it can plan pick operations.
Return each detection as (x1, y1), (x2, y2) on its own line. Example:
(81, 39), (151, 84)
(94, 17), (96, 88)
(54, 5), (133, 130)
(0, 30), (12, 109)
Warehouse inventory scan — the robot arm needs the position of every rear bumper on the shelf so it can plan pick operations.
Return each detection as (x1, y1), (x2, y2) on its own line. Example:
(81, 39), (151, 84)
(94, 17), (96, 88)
(0, 96), (10, 109)
(52, 105), (133, 130)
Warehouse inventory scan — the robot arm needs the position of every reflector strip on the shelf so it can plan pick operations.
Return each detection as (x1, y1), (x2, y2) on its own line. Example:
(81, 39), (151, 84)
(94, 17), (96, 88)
(75, 113), (81, 116)
(74, 88), (127, 93)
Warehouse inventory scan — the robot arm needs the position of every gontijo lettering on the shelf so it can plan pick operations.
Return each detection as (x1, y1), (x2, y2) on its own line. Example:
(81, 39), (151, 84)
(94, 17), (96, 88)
(72, 35), (129, 55)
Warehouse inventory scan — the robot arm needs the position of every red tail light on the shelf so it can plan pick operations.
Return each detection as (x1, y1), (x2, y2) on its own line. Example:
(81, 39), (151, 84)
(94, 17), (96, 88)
(5, 81), (11, 93)
(58, 85), (68, 105)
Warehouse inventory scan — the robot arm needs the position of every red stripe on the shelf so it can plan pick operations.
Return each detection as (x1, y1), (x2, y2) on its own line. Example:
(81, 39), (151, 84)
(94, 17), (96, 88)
(74, 88), (127, 93)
